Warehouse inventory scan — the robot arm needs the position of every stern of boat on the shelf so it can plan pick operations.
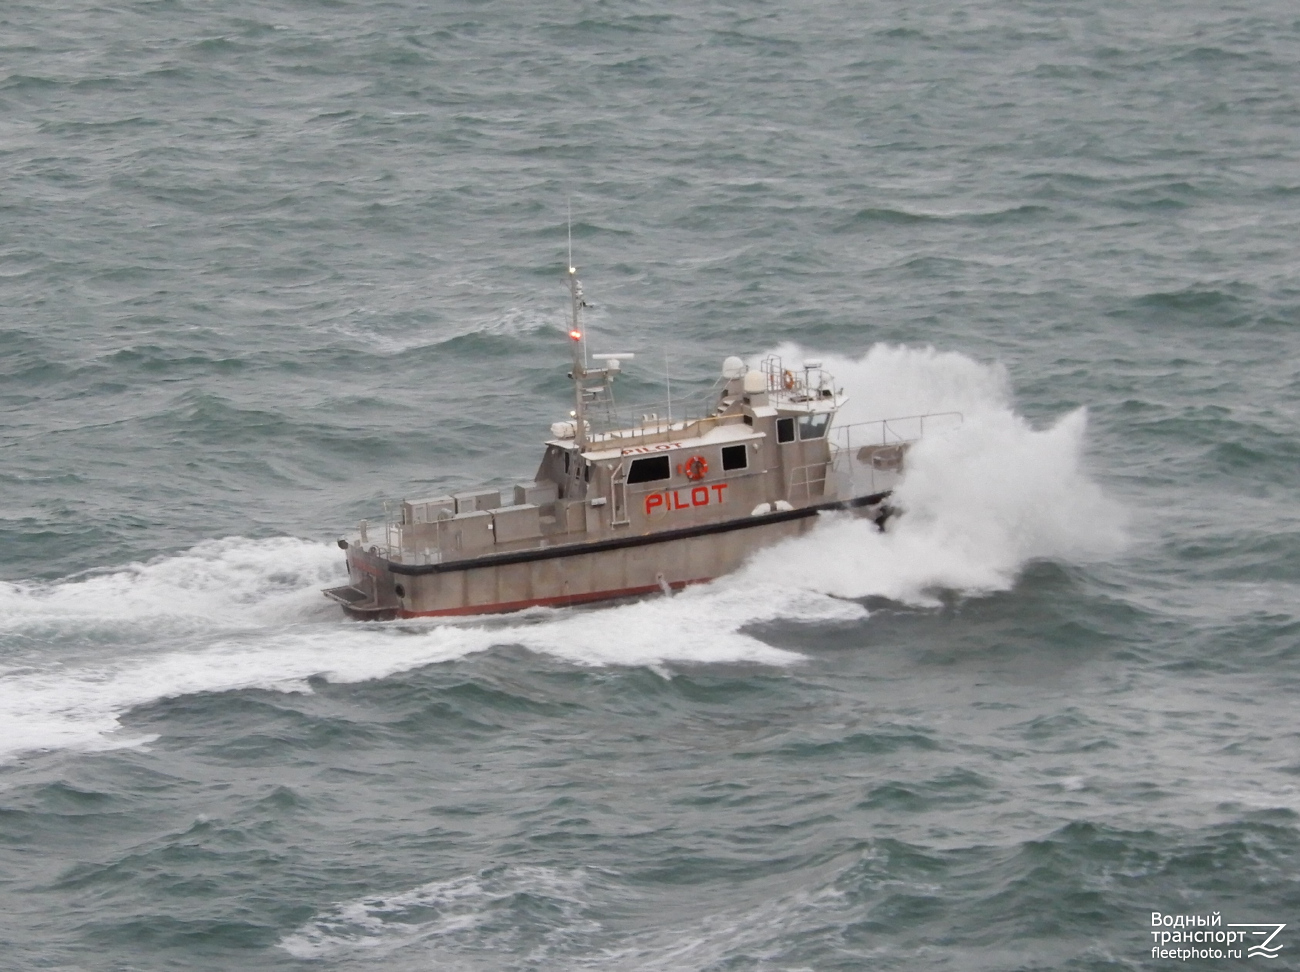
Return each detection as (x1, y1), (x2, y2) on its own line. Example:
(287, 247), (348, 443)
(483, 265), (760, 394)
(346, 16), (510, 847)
(323, 541), (400, 620)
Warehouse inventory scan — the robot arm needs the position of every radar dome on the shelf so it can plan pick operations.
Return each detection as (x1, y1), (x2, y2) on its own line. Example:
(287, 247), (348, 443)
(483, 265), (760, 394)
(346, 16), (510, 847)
(722, 356), (746, 379)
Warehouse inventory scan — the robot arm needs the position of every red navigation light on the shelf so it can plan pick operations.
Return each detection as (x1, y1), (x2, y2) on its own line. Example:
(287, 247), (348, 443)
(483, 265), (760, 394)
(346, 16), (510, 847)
(569, 329), (582, 340)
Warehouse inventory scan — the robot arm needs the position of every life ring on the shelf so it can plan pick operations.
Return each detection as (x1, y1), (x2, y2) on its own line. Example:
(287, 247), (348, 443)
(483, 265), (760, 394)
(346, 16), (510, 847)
(683, 454), (708, 481)
(782, 369), (796, 390)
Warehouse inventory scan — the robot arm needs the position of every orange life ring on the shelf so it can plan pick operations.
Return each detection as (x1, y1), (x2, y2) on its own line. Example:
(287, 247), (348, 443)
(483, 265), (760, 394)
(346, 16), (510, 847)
(683, 454), (708, 481)
(782, 369), (796, 390)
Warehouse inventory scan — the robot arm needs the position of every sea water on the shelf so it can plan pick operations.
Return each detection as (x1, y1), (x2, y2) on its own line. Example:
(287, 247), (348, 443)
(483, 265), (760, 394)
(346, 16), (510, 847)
(1, 1), (1297, 969)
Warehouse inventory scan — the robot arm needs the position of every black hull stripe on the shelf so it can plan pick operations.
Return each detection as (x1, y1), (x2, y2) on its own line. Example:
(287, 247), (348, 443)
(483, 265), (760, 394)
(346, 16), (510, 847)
(386, 492), (889, 576)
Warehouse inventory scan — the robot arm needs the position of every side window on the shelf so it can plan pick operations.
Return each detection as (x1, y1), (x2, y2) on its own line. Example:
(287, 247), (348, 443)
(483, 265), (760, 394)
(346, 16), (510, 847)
(626, 455), (671, 484)
(798, 413), (830, 440)
(776, 418), (795, 444)
(721, 444), (748, 471)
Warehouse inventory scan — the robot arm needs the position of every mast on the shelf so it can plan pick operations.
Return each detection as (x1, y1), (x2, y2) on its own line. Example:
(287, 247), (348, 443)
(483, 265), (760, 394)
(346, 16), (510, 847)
(567, 263), (588, 450)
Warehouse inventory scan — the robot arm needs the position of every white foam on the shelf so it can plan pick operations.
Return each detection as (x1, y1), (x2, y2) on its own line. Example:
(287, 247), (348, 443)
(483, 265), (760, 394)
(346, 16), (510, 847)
(0, 536), (343, 638)
(748, 407), (1125, 604)
(744, 343), (1126, 603)
(0, 615), (499, 760)
(0, 344), (1123, 762)
(760, 340), (1013, 426)
(506, 581), (857, 669)
(279, 865), (595, 960)
(279, 861), (852, 970)
(0, 538), (820, 763)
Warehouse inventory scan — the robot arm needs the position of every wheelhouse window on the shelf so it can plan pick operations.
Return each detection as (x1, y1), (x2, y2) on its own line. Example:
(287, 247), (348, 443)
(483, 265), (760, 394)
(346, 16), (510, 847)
(721, 444), (748, 471)
(626, 455), (671, 484)
(776, 417), (795, 443)
(798, 413), (830, 440)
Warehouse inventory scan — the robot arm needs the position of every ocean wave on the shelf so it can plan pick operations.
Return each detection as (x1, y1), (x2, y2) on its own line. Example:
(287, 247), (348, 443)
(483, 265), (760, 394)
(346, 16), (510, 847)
(836, 204), (1049, 231)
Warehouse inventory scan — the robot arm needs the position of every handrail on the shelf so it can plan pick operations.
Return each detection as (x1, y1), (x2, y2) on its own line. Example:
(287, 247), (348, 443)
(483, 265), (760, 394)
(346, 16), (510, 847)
(760, 354), (835, 399)
(610, 460), (630, 526)
(586, 412), (748, 451)
(834, 411), (964, 446)
(584, 380), (725, 436)
(831, 410), (963, 495)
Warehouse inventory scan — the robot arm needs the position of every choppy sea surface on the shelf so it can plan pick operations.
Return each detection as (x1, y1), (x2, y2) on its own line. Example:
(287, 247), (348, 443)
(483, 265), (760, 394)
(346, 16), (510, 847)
(2, 1), (1298, 969)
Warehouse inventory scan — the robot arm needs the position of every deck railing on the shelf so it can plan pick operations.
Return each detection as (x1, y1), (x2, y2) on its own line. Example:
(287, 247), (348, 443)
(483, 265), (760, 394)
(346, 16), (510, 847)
(831, 411), (963, 495)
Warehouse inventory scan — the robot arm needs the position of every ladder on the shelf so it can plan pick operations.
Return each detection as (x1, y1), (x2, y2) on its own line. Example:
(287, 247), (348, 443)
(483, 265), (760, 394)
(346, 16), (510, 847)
(610, 461), (630, 526)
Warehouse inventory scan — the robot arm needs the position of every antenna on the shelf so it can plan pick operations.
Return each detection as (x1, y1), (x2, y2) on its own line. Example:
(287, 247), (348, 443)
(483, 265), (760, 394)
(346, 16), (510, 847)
(566, 203), (588, 451)
(665, 349), (672, 426)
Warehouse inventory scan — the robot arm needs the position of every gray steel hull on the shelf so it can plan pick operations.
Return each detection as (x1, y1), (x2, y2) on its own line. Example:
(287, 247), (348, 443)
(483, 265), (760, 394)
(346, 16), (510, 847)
(326, 494), (886, 619)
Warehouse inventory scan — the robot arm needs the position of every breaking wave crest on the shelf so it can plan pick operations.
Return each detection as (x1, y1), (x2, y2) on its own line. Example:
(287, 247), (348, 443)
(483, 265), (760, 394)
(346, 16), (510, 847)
(746, 343), (1125, 602)
(0, 345), (1123, 761)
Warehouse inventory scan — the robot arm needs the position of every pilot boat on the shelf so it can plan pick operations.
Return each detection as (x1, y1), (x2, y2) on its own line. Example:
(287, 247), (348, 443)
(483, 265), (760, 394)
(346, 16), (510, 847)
(323, 265), (958, 618)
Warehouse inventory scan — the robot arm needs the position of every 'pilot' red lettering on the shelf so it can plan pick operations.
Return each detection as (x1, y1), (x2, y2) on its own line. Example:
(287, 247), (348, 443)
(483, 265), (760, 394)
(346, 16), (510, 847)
(642, 484), (729, 517)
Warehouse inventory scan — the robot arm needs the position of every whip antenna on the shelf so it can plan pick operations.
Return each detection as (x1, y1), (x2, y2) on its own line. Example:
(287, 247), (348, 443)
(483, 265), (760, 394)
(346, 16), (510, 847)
(665, 349), (672, 425)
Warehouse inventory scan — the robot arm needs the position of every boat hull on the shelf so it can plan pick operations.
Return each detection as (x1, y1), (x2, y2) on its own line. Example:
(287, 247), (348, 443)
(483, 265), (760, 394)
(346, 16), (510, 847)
(325, 493), (888, 619)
